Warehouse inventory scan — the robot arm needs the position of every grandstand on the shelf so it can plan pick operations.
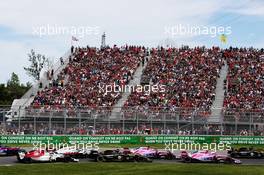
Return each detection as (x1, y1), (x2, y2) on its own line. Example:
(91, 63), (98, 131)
(1, 46), (264, 136)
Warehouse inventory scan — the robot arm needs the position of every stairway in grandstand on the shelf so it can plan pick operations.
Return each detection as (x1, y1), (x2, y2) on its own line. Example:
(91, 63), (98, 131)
(110, 58), (148, 119)
(10, 50), (71, 117)
(208, 61), (228, 123)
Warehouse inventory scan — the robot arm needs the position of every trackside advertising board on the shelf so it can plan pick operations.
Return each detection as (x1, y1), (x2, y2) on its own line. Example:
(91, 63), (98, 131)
(0, 135), (263, 145)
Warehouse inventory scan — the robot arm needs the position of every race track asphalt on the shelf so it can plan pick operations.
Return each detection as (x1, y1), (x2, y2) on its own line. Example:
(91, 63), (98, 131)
(0, 156), (263, 166)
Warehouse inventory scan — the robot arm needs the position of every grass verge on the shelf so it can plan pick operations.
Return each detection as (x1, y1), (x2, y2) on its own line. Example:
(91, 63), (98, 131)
(0, 163), (264, 175)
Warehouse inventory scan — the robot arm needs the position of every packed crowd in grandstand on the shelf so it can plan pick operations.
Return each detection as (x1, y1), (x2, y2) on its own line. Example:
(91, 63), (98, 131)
(31, 46), (264, 111)
(32, 46), (147, 109)
(123, 46), (224, 119)
(1, 45), (263, 136)
(223, 48), (264, 110)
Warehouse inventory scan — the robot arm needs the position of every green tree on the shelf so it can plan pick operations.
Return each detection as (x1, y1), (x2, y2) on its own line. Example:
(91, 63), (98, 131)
(0, 84), (8, 105)
(24, 49), (48, 81)
(7, 72), (20, 87)
(0, 73), (31, 105)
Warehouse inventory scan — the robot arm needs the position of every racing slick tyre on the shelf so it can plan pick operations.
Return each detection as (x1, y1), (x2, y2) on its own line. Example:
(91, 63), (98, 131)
(134, 155), (144, 162)
(166, 154), (175, 160)
(134, 155), (152, 163)
(252, 152), (262, 158)
(64, 156), (73, 163)
(17, 150), (29, 163)
(257, 153), (263, 158)
(183, 157), (192, 163)
(96, 156), (105, 162)
(121, 155), (130, 162)
(16, 154), (23, 162)
(213, 156), (218, 163)
(23, 158), (32, 164)
(230, 153), (238, 158)
(224, 158), (233, 164)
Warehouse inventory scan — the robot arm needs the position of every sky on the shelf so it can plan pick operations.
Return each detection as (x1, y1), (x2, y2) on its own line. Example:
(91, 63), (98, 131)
(0, 0), (264, 84)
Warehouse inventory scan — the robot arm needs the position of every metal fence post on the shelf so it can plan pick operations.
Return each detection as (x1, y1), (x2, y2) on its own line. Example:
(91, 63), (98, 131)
(93, 113), (96, 133)
(248, 112), (252, 135)
(108, 114), (110, 134)
(249, 113), (252, 135)
(122, 113), (125, 135)
(49, 111), (52, 135)
(18, 106), (21, 135)
(2, 110), (6, 134)
(220, 118), (223, 135)
(64, 109), (67, 134)
(136, 111), (139, 135)
(78, 110), (81, 135)
(34, 115), (36, 135)
(235, 118), (238, 135)
(150, 112), (153, 134)
(191, 114), (194, 135)
(177, 113), (179, 133)
(163, 113), (166, 134)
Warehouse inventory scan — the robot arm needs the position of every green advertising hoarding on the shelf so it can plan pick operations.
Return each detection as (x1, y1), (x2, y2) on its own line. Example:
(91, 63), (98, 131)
(143, 136), (264, 144)
(0, 135), (140, 144)
(0, 135), (263, 145)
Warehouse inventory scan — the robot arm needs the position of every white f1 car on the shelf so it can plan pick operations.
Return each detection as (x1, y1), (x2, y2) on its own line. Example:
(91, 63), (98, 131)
(17, 149), (79, 163)
(17, 145), (99, 163)
(55, 146), (98, 159)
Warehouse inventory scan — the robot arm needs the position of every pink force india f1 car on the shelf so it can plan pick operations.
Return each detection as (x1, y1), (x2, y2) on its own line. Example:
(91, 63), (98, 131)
(0, 145), (25, 156)
(130, 147), (176, 160)
(180, 150), (242, 164)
